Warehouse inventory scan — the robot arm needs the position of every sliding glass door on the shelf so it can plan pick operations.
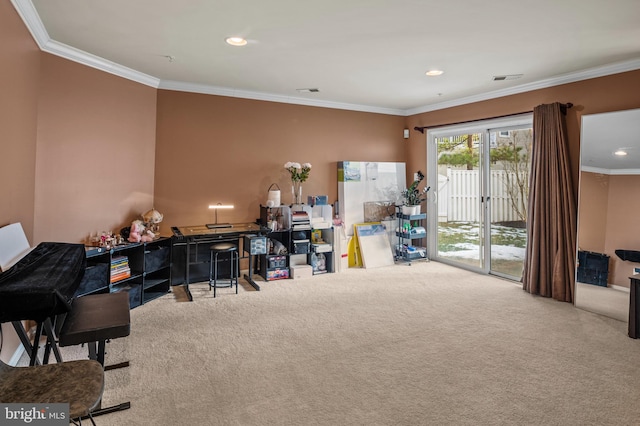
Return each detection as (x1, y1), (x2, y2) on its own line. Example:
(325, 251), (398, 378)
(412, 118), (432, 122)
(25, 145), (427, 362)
(486, 127), (532, 278)
(432, 132), (484, 269)
(427, 115), (532, 280)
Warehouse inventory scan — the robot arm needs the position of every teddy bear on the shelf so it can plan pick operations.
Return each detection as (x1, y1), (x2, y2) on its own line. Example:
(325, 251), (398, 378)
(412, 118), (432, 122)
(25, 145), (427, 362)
(128, 219), (155, 243)
(142, 208), (163, 234)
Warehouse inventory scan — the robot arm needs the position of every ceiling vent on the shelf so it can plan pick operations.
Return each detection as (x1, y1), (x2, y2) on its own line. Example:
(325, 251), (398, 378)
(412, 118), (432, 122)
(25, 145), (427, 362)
(296, 88), (320, 93)
(492, 74), (523, 81)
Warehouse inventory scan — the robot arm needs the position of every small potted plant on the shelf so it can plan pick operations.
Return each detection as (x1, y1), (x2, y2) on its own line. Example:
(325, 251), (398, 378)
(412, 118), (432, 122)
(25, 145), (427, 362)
(401, 171), (429, 216)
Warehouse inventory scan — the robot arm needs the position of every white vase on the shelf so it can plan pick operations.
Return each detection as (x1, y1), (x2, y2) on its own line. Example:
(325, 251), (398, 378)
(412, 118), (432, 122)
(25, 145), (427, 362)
(402, 205), (420, 216)
(292, 182), (302, 204)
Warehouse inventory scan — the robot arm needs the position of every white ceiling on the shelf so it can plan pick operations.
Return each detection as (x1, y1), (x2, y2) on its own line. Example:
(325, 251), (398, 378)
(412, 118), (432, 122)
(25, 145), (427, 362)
(581, 108), (640, 173)
(12, 0), (640, 116)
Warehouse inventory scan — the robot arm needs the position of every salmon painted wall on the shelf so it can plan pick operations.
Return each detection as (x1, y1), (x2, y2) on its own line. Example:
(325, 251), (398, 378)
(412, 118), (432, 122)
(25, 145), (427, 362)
(578, 173), (640, 288)
(0, 1), (40, 241)
(604, 175), (640, 287)
(154, 90), (405, 229)
(34, 54), (157, 244)
(0, 0), (41, 364)
(577, 171), (609, 254)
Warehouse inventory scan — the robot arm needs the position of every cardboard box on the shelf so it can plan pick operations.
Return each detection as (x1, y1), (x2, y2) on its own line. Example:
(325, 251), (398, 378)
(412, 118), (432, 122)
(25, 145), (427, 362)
(289, 253), (307, 266)
(290, 264), (313, 279)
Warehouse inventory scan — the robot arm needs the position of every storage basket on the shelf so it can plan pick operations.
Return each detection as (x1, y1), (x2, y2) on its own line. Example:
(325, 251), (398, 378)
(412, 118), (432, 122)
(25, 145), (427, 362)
(267, 255), (287, 269)
(577, 250), (609, 287)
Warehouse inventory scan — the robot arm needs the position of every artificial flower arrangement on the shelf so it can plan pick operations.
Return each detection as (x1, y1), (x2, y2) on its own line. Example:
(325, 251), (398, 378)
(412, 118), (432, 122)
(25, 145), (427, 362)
(284, 162), (312, 204)
(401, 170), (430, 205)
(284, 162), (312, 182)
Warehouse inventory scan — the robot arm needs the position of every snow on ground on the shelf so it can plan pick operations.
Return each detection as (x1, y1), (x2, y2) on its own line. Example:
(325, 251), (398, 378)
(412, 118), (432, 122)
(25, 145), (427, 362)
(438, 223), (526, 261)
(439, 243), (525, 260)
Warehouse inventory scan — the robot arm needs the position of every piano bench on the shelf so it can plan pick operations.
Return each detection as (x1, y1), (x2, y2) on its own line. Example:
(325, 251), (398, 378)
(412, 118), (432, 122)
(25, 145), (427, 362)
(59, 291), (131, 368)
(58, 291), (132, 419)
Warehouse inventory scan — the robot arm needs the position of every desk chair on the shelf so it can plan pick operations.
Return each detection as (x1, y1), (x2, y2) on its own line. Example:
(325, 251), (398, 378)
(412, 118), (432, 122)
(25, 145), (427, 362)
(0, 358), (104, 425)
(209, 243), (239, 297)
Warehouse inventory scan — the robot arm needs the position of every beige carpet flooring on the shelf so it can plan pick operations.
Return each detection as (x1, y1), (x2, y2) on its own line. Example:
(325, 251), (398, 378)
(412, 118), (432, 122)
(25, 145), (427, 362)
(32, 261), (640, 425)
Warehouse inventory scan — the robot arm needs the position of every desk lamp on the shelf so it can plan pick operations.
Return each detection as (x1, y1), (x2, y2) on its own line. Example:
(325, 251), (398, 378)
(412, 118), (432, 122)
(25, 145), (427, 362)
(207, 203), (234, 229)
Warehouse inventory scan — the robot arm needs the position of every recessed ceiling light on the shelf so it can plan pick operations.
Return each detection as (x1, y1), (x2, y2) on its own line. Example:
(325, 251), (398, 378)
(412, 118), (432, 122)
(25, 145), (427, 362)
(225, 37), (247, 46)
(614, 149), (628, 156)
(425, 70), (444, 76)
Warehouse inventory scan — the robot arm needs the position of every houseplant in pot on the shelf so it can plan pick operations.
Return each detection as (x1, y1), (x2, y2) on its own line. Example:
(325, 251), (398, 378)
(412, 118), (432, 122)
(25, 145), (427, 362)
(401, 170), (429, 216)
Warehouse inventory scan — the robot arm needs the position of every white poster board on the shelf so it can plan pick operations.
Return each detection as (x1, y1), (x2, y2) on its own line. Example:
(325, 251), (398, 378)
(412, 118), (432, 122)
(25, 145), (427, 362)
(337, 161), (406, 236)
(355, 223), (395, 268)
(0, 223), (32, 271)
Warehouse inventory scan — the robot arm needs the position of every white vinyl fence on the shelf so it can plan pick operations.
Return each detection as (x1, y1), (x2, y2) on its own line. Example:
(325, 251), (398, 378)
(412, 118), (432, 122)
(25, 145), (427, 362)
(438, 169), (527, 223)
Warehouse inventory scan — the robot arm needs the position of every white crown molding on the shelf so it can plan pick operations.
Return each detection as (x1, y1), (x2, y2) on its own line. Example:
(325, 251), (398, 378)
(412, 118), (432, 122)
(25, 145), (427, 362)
(608, 168), (640, 175)
(43, 40), (160, 88)
(158, 80), (406, 115)
(405, 58), (640, 116)
(10, 0), (48, 48)
(12, 0), (640, 116)
(581, 166), (640, 175)
(11, 0), (159, 88)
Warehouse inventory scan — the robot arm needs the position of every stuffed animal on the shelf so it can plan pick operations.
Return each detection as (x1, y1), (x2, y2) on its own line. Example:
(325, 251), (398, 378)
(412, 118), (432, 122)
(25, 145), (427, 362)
(142, 208), (163, 234)
(269, 238), (288, 255)
(128, 219), (155, 243)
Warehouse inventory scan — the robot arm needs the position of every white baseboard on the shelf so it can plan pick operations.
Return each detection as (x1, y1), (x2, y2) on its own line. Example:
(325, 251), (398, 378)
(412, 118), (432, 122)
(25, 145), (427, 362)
(610, 284), (630, 293)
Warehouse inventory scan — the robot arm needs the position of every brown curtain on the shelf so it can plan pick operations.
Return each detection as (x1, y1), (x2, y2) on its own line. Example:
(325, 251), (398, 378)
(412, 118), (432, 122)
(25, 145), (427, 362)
(522, 102), (576, 302)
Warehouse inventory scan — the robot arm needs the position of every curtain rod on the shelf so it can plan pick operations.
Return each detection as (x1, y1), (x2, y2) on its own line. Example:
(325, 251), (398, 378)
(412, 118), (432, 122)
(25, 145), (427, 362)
(413, 102), (573, 134)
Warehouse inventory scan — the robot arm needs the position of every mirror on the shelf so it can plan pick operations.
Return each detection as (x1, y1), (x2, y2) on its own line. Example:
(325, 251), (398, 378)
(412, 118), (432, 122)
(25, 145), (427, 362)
(575, 108), (640, 322)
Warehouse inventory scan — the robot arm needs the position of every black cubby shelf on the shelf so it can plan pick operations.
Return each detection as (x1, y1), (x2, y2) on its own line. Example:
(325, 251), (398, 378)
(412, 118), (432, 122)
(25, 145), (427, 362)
(77, 237), (172, 309)
(258, 204), (335, 279)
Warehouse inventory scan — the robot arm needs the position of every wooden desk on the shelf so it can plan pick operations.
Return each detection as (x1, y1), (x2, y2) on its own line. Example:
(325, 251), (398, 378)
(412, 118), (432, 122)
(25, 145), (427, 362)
(172, 223), (267, 299)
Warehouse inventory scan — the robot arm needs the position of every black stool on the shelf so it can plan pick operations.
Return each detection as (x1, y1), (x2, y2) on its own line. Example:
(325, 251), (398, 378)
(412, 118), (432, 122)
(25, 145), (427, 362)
(209, 243), (239, 297)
